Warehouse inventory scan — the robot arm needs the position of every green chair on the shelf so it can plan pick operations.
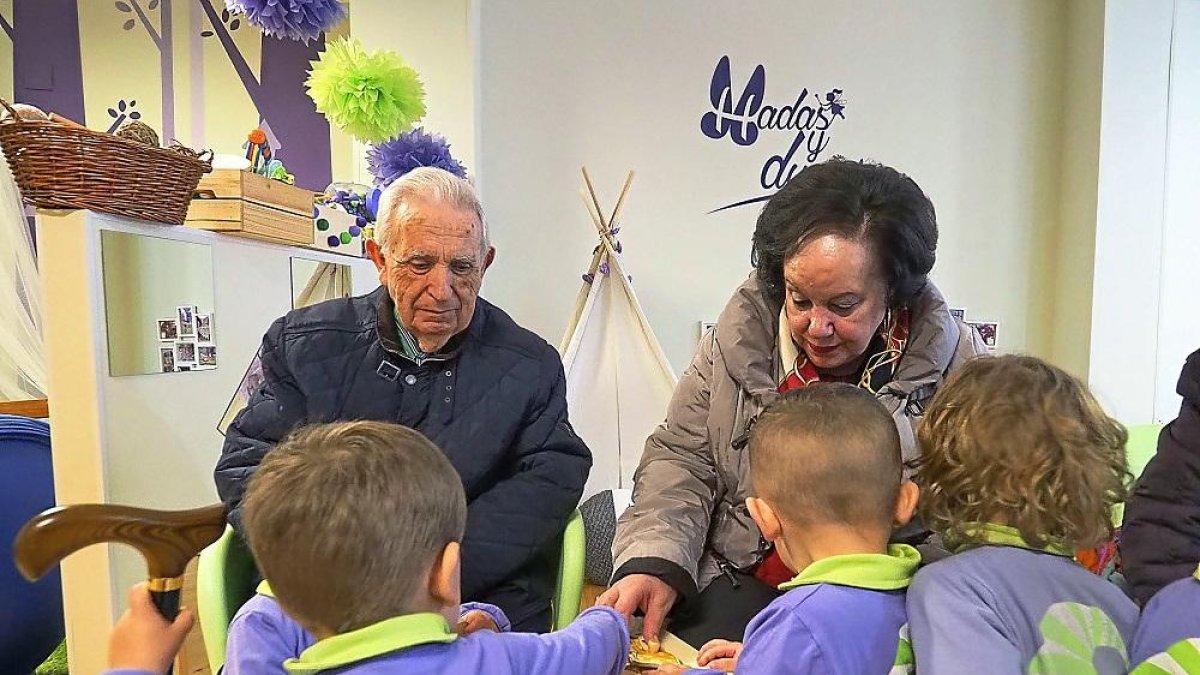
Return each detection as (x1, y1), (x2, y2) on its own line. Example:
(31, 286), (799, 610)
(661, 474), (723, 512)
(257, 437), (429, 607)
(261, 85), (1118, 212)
(1126, 423), (1164, 482)
(198, 509), (587, 671)
(1111, 423), (1165, 525)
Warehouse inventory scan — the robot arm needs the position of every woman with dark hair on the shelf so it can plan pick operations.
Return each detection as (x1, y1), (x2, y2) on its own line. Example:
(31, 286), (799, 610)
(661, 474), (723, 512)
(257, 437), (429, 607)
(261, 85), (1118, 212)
(598, 158), (988, 647)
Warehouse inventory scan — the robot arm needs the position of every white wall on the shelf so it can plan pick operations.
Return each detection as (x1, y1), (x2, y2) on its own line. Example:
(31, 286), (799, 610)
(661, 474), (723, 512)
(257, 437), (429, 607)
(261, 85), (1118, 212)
(1089, 0), (1192, 424)
(1155, 0), (1200, 421)
(476, 1), (1070, 373)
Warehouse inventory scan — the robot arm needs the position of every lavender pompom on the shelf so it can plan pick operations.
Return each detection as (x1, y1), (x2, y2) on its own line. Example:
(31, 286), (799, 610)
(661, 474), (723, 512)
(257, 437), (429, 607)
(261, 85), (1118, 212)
(366, 127), (467, 187)
(226, 0), (346, 43)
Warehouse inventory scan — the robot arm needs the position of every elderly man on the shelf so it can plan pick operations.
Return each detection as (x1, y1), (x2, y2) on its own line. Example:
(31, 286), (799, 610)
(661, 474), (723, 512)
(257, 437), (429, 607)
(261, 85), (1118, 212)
(214, 167), (591, 631)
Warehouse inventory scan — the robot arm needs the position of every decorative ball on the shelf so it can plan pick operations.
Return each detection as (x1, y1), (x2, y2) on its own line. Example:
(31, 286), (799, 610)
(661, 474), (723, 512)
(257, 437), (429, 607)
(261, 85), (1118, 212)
(348, 225), (362, 237)
(339, 232), (352, 245)
(316, 218), (330, 231)
(115, 120), (160, 147)
(3, 103), (49, 122)
(327, 235), (340, 247)
(355, 215), (367, 227)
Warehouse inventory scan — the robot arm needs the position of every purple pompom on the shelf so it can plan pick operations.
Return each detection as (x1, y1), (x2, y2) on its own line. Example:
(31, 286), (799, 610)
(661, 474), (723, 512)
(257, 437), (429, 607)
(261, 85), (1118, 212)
(366, 127), (467, 187)
(226, 0), (346, 43)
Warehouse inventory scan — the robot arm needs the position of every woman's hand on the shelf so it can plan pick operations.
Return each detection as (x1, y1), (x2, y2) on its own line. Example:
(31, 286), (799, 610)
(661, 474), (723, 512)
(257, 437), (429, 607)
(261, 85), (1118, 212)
(596, 573), (678, 648)
(108, 583), (194, 674)
(697, 638), (743, 671)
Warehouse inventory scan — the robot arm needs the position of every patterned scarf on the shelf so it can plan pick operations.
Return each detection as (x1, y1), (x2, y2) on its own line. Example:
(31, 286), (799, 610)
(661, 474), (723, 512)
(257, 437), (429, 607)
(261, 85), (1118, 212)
(753, 307), (912, 588)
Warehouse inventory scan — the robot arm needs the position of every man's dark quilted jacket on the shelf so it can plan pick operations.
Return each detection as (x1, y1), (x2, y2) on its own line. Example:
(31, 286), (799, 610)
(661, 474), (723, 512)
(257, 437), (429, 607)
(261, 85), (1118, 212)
(1121, 348), (1200, 605)
(214, 286), (591, 630)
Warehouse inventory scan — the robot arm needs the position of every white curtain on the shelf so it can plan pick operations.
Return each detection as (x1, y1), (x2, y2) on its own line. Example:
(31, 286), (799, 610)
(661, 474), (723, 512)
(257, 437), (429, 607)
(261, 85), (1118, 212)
(0, 148), (46, 400)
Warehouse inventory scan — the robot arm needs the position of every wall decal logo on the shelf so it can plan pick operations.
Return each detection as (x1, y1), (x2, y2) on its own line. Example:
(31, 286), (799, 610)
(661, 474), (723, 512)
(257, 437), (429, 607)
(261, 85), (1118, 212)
(701, 56), (846, 212)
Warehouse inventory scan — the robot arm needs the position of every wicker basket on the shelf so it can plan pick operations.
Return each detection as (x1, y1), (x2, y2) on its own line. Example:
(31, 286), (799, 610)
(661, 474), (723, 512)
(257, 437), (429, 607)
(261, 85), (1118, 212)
(0, 98), (212, 225)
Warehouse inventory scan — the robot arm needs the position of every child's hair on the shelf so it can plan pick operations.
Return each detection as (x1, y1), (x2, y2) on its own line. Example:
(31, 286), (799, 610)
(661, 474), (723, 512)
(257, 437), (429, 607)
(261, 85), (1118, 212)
(241, 421), (466, 634)
(916, 355), (1130, 550)
(749, 384), (903, 529)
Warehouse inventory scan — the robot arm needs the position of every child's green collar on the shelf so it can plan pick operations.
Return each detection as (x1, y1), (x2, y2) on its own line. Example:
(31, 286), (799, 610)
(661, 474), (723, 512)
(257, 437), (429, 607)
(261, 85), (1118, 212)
(283, 613), (457, 673)
(946, 523), (1074, 557)
(778, 544), (920, 592)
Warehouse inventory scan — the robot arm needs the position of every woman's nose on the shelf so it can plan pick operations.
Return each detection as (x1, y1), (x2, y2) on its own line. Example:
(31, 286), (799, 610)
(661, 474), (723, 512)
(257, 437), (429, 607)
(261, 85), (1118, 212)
(805, 308), (835, 338)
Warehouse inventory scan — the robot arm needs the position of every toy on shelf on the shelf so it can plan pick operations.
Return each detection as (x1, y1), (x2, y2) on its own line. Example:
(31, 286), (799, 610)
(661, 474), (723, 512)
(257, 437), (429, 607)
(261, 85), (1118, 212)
(311, 183), (376, 257)
(243, 128), (273, 173)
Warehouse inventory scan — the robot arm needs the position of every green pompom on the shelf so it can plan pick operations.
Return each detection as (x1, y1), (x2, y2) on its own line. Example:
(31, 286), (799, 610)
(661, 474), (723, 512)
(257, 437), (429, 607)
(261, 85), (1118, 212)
(305, 38), (427, 143)
(340, 231), (352, 244)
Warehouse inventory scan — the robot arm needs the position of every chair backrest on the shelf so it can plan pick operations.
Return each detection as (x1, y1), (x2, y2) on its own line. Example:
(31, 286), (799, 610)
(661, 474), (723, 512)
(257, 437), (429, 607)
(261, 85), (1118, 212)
(199, 509), (587, 667)
(196, 525), (258, 672)
(1126, 423), (1164, 481)
(0, 414), (64, 673)
(553, 509), (586, 629)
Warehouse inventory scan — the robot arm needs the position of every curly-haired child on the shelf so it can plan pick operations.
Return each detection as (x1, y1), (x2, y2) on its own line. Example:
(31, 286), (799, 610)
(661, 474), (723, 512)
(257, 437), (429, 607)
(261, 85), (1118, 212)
(906, 355), (1138, 674)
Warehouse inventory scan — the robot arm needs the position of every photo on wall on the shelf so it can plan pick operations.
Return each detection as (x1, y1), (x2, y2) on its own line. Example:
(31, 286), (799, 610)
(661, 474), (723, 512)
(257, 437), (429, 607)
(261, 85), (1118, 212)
(198, 345), (218, 369)
(160, 347), (175, 373)
(158, 319), (179, 341)
(967, 321), (998, 353)
(175, 340), (197, 365)
(196, 314), (213, 343)
(177, 305), (197, 338)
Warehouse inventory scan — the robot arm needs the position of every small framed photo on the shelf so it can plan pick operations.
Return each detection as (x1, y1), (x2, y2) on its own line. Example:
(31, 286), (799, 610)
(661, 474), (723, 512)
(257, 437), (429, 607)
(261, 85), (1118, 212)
(159, 346), (175, 373)
(196, 314), (213, 343)
(197, 344), (218, 368)
(157, 319), (179, 341)
(967, 321), (998, 352)
(949, 307), (966, 321)
(177, 305), (196, 338)
(174, 340), (197, 365)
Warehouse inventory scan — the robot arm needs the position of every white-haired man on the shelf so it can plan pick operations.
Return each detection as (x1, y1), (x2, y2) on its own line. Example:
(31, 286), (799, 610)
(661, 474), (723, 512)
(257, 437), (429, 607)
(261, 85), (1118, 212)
(215, 168), (591, 631)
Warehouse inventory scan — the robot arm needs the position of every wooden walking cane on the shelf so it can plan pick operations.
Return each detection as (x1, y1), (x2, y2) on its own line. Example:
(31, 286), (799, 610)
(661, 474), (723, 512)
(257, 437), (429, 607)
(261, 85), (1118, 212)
(13, 503), (227, 621)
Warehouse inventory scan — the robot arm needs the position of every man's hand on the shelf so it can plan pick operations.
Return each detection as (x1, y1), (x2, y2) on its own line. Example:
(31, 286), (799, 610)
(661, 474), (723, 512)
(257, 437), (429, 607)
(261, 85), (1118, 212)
(596, 573), (678, 649)
(108, 583), (195, 674)
(456, 609), (500, 635)
(697, 638), (743, 671)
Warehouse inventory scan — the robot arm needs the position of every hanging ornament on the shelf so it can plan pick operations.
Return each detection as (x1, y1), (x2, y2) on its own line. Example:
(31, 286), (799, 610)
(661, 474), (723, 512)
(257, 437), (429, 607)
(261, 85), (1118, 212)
(225, 0), (346, 43)
(305, 38), (426, 143)
(366, 127), (467, 187)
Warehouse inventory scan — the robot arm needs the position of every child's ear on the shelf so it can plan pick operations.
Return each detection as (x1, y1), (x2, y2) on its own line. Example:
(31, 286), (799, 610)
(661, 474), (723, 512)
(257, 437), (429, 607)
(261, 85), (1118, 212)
(429, 542), (462, 607)
(893, 480), (920, 528)
(746, 497), (783, 543)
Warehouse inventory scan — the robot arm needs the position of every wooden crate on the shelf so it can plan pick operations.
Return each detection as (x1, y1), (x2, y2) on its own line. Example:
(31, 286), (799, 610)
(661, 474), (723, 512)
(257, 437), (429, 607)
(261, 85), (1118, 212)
(186, 169), (314, 246)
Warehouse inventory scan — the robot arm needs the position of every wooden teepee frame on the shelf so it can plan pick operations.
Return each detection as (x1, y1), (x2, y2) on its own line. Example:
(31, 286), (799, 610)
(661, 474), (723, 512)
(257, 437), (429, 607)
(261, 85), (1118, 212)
(559, 167), (677, 494)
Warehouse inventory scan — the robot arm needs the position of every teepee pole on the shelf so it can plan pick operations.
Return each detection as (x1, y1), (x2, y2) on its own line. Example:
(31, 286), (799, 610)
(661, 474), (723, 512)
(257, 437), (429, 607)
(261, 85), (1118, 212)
(607, 171), (635, 232)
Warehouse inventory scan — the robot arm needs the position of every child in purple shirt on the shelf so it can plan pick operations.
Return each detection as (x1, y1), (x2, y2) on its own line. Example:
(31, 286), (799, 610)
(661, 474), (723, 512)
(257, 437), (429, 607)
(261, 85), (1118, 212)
(105, 421), (628, 675)
(223, 581), (510, 674)
(906, 356), (1138, 674)
(1127, 564), (1200, 672)
(648, 385), (921, 675)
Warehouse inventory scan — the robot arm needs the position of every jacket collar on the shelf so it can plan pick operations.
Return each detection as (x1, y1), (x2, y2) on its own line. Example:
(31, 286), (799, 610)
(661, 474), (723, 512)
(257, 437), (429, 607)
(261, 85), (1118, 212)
(944, 523), (1074, 558)
(283, 613), (457, 673)
(778, 544), (920, 591)
(373, 287), (478, 364)
(714, 275), (962, 398)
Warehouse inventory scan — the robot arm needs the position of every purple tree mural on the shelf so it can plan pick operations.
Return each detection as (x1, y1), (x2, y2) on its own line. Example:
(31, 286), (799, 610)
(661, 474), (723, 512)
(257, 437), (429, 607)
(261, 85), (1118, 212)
(199, 0), (332, 191)
(114, 0), (174, 142)
(5, 0), (86, 124)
